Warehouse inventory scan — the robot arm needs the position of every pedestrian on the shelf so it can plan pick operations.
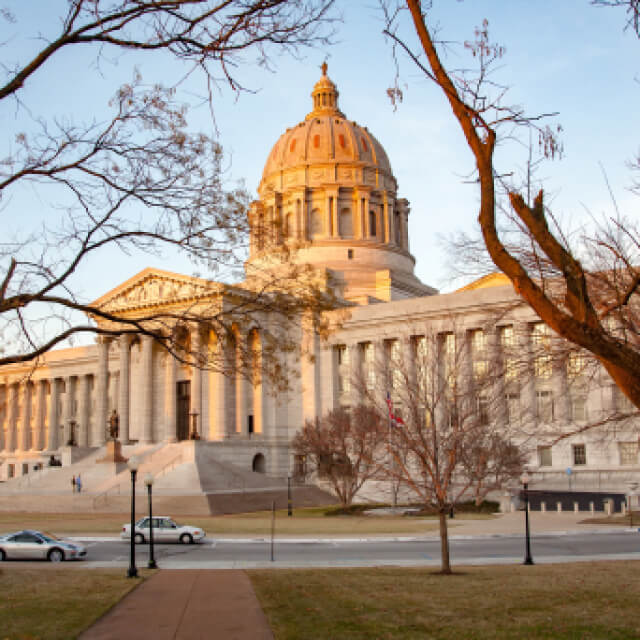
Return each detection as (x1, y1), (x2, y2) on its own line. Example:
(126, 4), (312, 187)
(71, 475), (76, 493)
(76, 475), (82, 493)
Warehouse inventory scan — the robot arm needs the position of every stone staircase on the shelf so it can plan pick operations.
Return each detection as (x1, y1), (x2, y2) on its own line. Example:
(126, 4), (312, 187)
(0, 440), (337, 515)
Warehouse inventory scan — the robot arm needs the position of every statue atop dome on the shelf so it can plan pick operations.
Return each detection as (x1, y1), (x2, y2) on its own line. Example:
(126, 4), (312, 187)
(307, 61), (344, 120)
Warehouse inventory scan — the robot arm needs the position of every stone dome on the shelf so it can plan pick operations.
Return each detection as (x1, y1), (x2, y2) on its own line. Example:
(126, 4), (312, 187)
(259, 63), (395, 196)
(248, 64), (436, 303)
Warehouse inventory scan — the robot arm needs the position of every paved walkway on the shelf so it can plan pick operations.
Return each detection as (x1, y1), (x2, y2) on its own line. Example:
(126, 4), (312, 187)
(79, 570), (273, 640)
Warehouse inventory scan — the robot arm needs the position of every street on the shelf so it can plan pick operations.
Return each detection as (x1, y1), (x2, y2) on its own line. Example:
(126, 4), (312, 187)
(67, 530), (640, 569)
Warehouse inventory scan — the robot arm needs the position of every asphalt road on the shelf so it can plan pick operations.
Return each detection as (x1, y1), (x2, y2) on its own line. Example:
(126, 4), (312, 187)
(68, 531), (640, 569)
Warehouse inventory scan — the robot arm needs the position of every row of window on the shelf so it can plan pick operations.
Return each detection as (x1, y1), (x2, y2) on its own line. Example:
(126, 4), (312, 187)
(538, 442), (639, 467)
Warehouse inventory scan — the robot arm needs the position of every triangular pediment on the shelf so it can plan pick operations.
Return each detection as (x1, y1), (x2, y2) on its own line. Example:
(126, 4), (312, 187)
(91, 268), (223, 314)
(455, 272), (513, 293)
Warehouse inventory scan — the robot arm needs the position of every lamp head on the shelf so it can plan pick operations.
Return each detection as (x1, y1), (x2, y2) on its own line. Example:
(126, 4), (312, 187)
(144, 472), (154, 487)
(520, 471), (530, 485)
(128, 457), (139, 472)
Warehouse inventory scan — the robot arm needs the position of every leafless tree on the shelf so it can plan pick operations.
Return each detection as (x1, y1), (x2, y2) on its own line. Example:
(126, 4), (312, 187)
(356, 327), (525, 574)
(0, 0), (336, 381)
(380, 1), (640, 411)
(292, 405), (388, 507)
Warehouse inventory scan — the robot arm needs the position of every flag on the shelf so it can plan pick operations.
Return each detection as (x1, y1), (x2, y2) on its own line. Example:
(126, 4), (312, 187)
(386, 391), (405, 427)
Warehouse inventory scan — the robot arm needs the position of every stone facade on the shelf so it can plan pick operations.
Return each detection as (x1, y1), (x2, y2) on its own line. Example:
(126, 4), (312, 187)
(0, 67), (637, 493)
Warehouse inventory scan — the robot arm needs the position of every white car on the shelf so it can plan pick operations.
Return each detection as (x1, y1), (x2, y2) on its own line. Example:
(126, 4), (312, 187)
(0, 530), (87, 562)
(121, 516), (205, 544)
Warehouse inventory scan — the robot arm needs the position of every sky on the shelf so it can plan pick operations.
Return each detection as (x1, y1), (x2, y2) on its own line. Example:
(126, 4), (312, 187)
(1, 0), (639, 311)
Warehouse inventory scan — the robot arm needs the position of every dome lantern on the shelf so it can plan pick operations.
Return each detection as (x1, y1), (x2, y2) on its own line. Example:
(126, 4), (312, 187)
(306, 61), (345, 120)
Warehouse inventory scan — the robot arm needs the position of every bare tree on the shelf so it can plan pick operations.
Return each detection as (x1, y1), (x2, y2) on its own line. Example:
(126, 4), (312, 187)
(0, 0), (336, 378)
(358, 328), (525, 574)
(380, 1), (640, 411)
(292, 405), (387, 507)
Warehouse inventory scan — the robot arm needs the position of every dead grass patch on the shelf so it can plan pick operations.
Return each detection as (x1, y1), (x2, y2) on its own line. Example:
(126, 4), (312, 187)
(0, 567), (147, 640)
(249, 561), (640, 640)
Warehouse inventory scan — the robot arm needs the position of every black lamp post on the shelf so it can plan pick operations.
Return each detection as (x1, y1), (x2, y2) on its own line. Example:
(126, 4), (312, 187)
(287, 475), (292, 517)
(628, 482), (638, 528)
(127, 457), (139, 578)
(521, 471), (534, 565)
(144, 473), (157, 569)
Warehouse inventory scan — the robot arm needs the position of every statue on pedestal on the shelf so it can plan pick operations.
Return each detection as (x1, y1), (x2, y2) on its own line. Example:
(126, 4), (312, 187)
(108, 410), (120, 441)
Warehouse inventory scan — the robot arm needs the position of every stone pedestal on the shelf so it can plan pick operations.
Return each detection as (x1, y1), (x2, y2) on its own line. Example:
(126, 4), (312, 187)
(96, 440), (128, 464)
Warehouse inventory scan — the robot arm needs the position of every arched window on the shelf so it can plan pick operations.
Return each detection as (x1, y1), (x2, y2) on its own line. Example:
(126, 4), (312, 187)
(339, 208), (353, 238)
(369, 210), (377, 237)
(252, 453), (266, 473)
(310, 208), (323, 238)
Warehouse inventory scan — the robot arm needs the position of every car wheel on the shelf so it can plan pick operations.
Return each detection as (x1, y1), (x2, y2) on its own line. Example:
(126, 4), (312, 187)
(0, 549), (5, 561)
(134, 533), (145, 544)
(179, 533), (193, 545)
(48, 548), (64, 562)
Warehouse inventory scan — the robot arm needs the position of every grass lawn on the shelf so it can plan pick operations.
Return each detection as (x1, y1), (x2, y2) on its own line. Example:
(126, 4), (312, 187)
(249, 561), (640, 640)
(0, 507), (473, 537)
(0, 567), (148, 640)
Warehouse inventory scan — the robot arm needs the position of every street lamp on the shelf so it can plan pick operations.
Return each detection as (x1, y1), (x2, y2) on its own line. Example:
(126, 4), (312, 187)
(144, 473), (157, 569)
(628, 481), (638, 528)
(127, 457), (139, 578)
(287, 475), (292, 517)
(521, 471), (534, 565)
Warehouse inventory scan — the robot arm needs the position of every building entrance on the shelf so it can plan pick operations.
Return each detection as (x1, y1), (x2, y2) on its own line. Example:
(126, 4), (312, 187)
(176, 381), (191, 441)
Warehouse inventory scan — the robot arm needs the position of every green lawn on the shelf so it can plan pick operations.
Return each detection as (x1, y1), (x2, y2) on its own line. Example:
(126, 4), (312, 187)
(249, 561), (640, 640)
(0, 567), (147, 640)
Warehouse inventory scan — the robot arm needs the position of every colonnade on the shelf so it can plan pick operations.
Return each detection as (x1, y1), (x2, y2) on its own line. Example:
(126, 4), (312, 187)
(0, 324), (270, 454)
(332, 321), (582, 432)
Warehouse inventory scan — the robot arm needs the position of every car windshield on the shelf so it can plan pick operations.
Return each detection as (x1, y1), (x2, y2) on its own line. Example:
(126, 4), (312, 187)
(39, 532), (60, 542)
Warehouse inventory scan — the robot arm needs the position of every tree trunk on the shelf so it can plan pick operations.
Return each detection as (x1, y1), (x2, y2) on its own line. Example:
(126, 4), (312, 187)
(438, 508), (452, 574)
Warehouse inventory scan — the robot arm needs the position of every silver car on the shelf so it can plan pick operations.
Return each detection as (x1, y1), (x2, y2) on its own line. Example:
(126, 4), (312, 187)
(121, 516), (205, 544)
(0, 530), (87, 562)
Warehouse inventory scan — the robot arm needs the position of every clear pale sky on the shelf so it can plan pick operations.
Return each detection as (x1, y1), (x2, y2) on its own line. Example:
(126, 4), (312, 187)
(2, 0), (639, 306)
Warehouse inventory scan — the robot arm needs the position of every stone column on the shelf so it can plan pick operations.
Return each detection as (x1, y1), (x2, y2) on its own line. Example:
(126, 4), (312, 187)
(164, 350), (177, 442)
(235, 330), (248, 435)
(553, 355), (570, 423)
(77, 375), (90, 448)
(382, 191), (390, 243)
(6, 383), (18, 452)
(33, 380), (46, 450)
(62, 376), (74, 446)
(18, 382), (32, 452)
(140, 335), (154, 443)
(191, 326), (202, 438)
(94, 337), (110, 446)
(47, 378), (60, 451)
(348, 342), (361, 408)
(0, 384), (6, 451)
(119, 334), (131, 443)
(300, 318), (319, 423)
(487, 326), (507, 427)
(517, 322), (536, 431)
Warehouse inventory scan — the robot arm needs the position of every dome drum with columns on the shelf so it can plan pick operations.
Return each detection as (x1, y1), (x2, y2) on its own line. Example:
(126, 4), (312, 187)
(248, 64), (437, 303)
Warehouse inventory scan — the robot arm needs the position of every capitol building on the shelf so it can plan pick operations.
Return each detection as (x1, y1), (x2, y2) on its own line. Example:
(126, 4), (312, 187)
(0, 66), (637, 506)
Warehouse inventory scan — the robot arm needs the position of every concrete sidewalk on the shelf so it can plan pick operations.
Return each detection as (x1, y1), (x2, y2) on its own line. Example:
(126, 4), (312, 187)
(444, 510), (625, 537)
(79, 570), (273, 640)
